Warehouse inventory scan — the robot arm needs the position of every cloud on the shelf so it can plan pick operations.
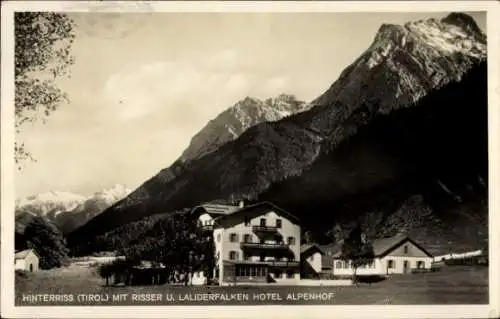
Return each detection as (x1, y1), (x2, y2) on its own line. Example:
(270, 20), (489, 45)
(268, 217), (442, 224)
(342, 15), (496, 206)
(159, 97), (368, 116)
(102, 61), (202, 120)
(101, 49), (291, 123)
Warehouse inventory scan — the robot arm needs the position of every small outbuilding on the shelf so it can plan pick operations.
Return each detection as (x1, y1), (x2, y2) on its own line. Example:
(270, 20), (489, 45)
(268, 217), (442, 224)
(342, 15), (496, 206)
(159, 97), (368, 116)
(15, 248), (40, 272)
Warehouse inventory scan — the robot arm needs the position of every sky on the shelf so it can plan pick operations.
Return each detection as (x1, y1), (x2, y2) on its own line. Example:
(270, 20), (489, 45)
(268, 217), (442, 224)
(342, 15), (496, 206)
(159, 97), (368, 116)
(15, 11), (486, 198)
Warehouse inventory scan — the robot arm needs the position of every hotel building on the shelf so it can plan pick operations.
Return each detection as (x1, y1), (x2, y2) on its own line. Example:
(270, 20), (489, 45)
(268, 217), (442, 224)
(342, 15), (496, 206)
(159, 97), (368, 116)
(191, 201), (301, 285)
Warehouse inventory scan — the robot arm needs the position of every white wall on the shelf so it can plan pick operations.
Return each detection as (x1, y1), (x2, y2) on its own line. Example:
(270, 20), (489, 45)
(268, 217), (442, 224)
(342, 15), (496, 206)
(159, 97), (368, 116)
(217, 210), (300, 262)
(332, 256), (433, 276)
(332, 239), (433, 276)
(15, 259), (25, 270)
(15, 251), (39, 272)
(189, 271), (207, 286)
(198, 213), (214, 226)
(332, 259), (382, 276)
(306, 251), (323, 274)
(214, 209), (301, 284)
(381, 256), (432, 274)
(433, 249), (482, 262)
(213, 228), (224, 283)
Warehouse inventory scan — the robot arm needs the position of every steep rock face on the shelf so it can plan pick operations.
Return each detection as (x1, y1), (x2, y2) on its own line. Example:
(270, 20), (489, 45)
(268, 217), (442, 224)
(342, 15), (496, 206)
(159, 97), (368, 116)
(117, 94), (309, 206)
(181, 94), (309, 162)
(69, 13), (488, 251)
(309, 15), (486, 134)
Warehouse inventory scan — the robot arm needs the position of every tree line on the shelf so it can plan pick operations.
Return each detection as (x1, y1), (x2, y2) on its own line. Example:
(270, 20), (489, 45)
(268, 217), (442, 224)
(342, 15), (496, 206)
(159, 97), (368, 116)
(97, 212), (215, 286)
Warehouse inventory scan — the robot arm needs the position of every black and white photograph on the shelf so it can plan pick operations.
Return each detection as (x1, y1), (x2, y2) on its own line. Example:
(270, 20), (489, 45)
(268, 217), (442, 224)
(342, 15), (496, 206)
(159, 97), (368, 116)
(1, 1), (498, 318)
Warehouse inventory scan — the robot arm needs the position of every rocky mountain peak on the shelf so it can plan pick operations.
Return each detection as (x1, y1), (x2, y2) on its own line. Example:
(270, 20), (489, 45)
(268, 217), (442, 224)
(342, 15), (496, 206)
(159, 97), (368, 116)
(441, 12), (485, 40)
(179, 94), (309, 162)
(373, 23), (407, 46)
(312, 13), (486, 115)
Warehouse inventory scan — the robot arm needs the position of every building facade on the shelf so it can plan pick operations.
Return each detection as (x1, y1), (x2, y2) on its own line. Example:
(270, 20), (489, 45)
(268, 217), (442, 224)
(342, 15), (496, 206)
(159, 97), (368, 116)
(193, 201), (301, 285)
(329, 235), (433, 276)
(300, 244), (325, 278)
(14, 249), (40, 272)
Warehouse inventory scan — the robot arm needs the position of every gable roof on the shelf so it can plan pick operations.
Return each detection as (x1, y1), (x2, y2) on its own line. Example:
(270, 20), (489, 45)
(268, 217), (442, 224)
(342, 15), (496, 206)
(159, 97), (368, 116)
(374, 234), (433, 258)
(191, 203), (239, 218)
(300, 244), (325, 256)
(213, 202), (299, 229)
(328, 234), (433, 259)
(15, 248), (38, 260)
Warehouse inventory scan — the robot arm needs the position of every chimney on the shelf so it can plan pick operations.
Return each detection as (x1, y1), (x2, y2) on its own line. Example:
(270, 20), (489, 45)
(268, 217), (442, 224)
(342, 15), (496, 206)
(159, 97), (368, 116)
(238, 200), (245, 208)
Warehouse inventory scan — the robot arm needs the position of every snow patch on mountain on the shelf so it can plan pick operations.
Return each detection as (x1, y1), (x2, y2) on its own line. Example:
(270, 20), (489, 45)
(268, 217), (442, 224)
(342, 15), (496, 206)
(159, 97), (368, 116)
(180, 94), (310, 162)
(312, 13), (486, 116)
(16, 184), (132, 233)
(15, 191), (86, 217)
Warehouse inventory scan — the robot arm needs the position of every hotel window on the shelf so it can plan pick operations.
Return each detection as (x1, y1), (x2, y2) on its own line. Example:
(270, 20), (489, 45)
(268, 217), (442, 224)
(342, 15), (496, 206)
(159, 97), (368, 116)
(287, 271), (294, 279)
(387, 260), (395, 269)
(335, 261), (342, 269)
(417, 261), (424, 269)
(243, 253), (250, 261)
(229, 251), (238, 260)
(404, 245), (408, 254)
(216, 234), (221, 242)
(287, 237), (296, 245)
(244, 216), (250, 226)
(229, 233), (238, 242)
(309, 255), (314, 261)
(276, 219), (282, 228)
(260, 218), (266, 226)
(243, 234), (252, 243)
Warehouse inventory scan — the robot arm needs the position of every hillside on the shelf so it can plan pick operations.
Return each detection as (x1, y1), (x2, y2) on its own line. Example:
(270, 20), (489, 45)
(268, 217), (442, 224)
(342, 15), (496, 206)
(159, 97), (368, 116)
(69, 13), (488, 255)
(16, 184), (131, 234)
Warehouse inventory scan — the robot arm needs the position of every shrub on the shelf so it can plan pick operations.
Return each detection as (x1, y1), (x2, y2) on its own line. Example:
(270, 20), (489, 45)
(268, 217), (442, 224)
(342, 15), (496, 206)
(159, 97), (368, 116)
(15, 269), (30, 278)
(355, 275), (386, 284)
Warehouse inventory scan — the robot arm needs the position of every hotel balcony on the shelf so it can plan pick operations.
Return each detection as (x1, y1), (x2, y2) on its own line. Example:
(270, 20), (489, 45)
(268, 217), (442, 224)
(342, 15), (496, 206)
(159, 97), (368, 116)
(252, 225), (280, 234)
(240, 242), (289, 250)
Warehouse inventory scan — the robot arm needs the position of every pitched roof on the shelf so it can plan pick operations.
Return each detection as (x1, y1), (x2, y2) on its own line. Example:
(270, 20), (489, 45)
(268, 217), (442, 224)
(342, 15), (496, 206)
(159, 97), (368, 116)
(328, 234), (433, 259)
(213, 201), (299, 228)
(300, 244), (325, 255)
(372, 233), (408, 256)
(373, 234), (433, 258)
(191, 203), (239, 217)
(15, 249), (38, 260)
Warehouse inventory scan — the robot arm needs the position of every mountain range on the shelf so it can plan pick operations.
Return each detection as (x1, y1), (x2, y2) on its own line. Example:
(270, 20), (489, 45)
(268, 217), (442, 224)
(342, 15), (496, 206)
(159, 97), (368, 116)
(15, 184), (131, 234)
(69, 13), (488, 256)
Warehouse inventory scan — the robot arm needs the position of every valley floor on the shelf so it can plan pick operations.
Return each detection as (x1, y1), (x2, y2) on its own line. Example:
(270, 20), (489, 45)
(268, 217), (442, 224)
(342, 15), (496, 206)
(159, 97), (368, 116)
(15, 263), (488, 305)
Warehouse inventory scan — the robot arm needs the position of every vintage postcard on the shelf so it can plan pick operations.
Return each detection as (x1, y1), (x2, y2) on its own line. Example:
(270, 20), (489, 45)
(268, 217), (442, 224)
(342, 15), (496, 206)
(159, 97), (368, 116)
(1, 1), (499, 318)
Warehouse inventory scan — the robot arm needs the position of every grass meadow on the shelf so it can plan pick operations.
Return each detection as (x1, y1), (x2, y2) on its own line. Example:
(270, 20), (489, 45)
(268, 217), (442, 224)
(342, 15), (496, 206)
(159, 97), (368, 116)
(15, 262), (488, 305)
